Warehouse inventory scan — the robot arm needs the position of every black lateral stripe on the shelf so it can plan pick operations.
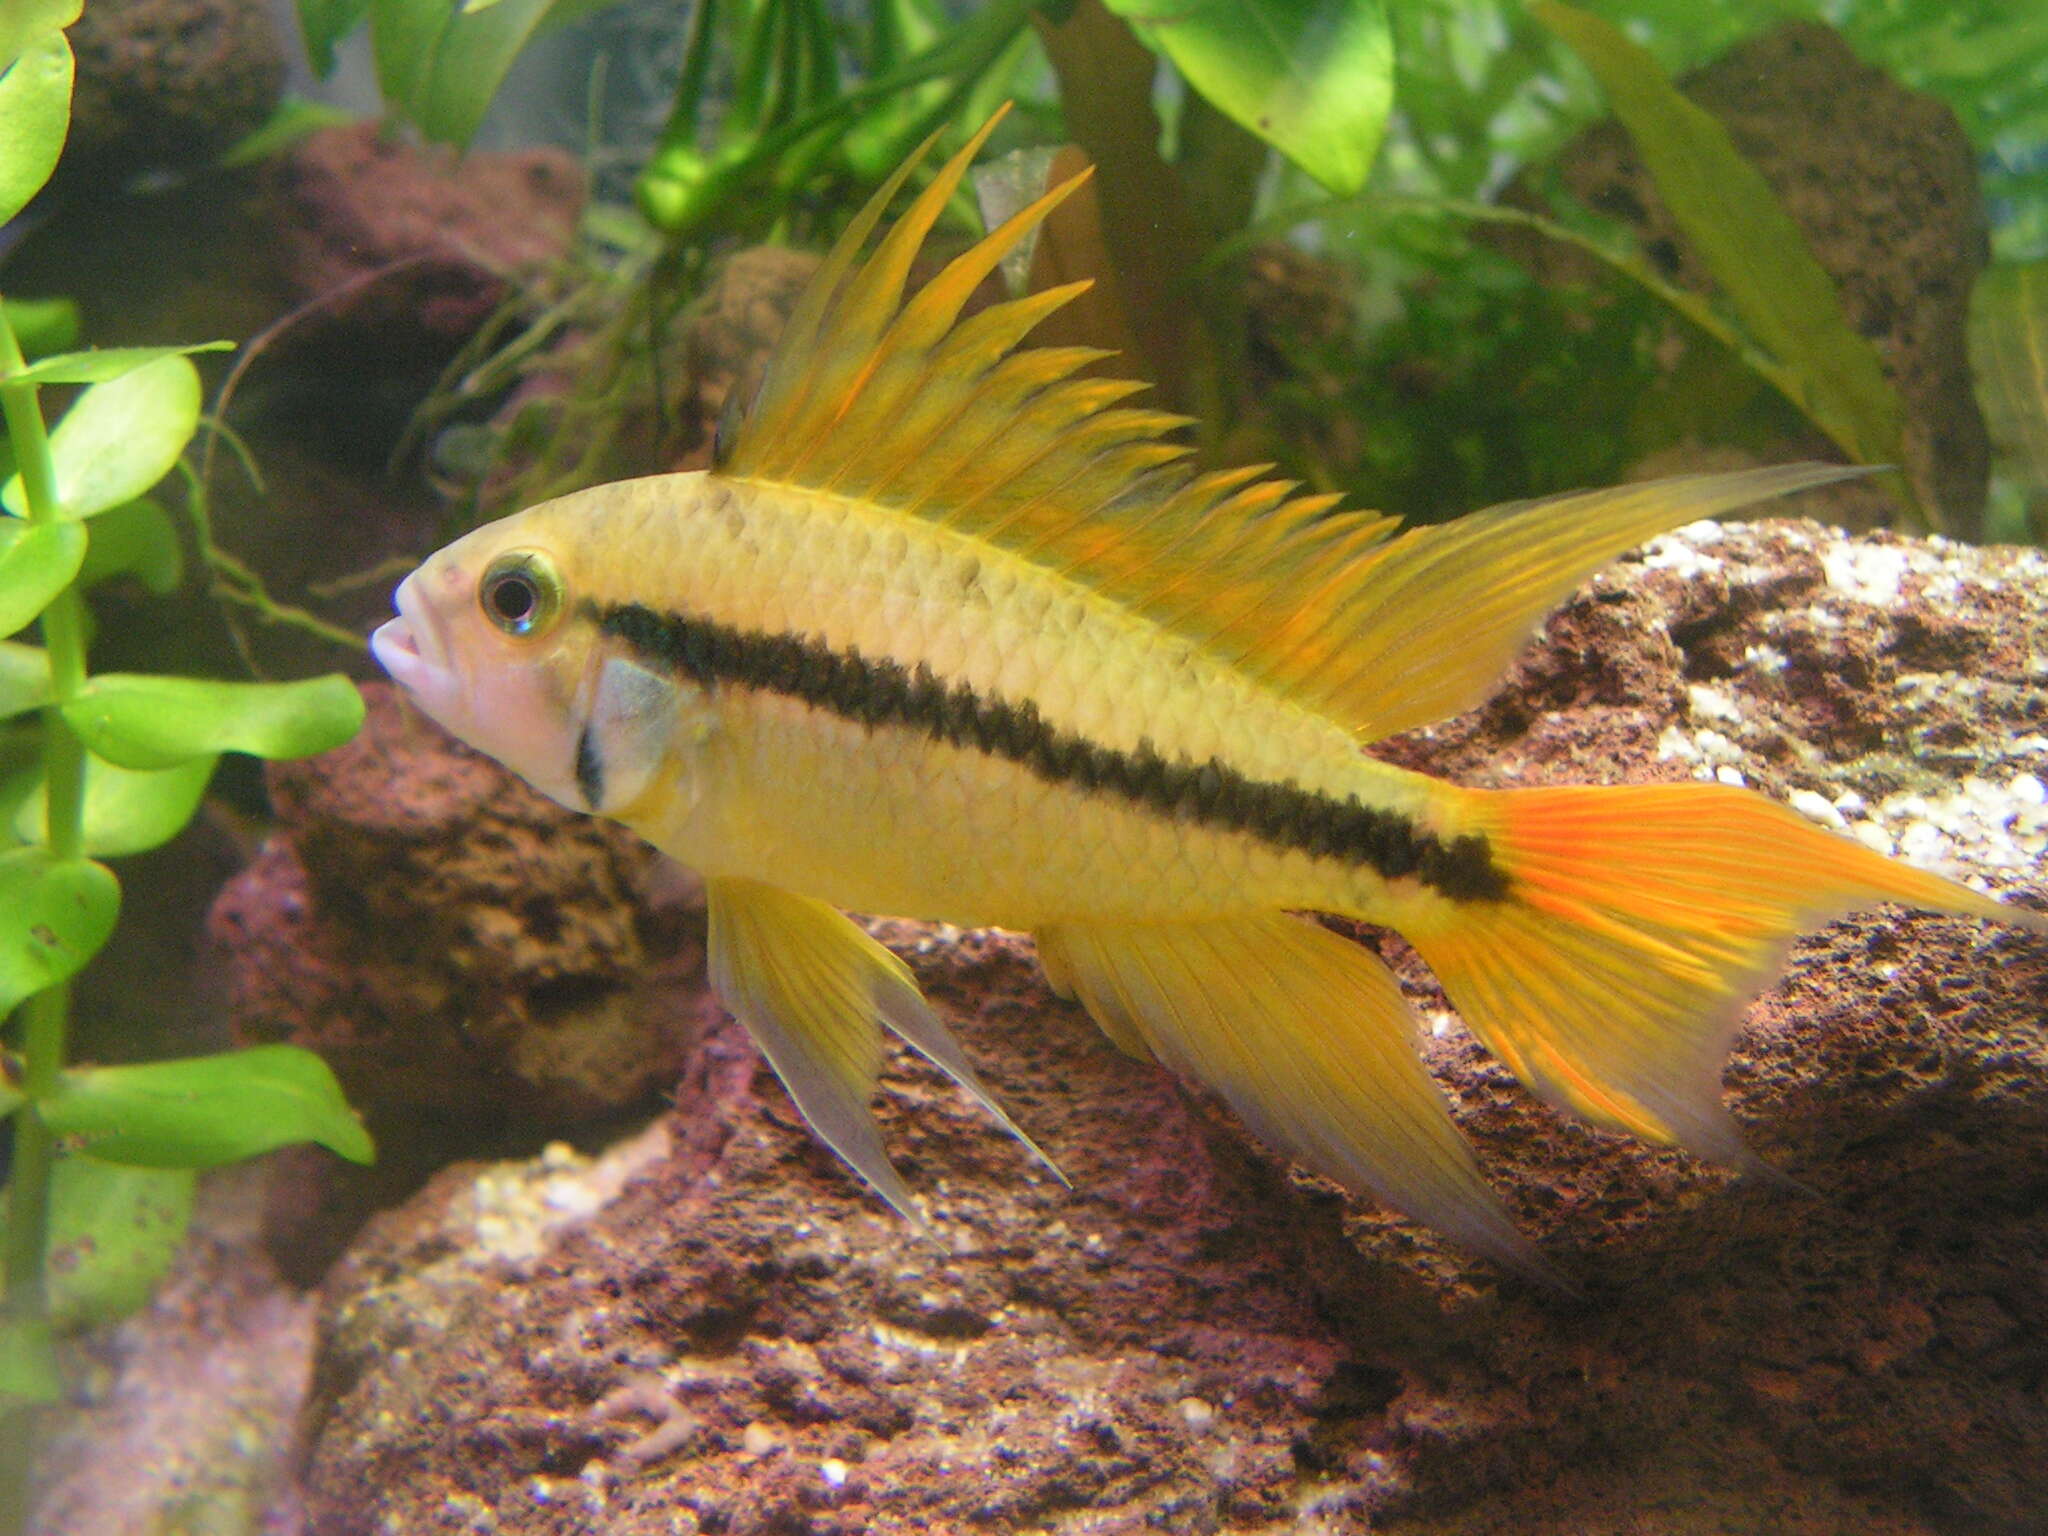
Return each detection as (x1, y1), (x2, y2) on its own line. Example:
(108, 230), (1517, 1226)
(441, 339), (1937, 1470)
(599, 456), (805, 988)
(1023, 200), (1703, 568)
(590, 601), (1509, 901)
(574, 721), (605, 810)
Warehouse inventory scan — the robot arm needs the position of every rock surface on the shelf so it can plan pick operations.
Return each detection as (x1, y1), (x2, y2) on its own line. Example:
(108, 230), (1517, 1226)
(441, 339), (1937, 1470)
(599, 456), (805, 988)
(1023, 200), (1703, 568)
(28, 1169), (314, 1536)
(1509, 22), (1989, 535)
(288, 518), (2048, 1534)
(63, 0), (284, 188)
(208, 682), (706, 1277)
(213, 682), (702, 1125)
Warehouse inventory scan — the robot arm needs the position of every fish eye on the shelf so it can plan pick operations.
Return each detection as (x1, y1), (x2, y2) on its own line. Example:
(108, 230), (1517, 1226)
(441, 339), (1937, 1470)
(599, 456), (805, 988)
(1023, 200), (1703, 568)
(479, 550), (564, 638)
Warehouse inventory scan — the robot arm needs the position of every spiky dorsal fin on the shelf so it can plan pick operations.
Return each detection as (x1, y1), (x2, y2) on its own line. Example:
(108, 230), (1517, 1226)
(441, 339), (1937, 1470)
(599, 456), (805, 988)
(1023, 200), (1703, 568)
(721, 114), (1858, 743)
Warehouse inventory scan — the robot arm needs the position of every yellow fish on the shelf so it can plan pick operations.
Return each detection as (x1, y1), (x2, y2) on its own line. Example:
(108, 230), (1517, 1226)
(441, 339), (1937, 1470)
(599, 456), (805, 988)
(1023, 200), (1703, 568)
(371, 115), (2045, 1281)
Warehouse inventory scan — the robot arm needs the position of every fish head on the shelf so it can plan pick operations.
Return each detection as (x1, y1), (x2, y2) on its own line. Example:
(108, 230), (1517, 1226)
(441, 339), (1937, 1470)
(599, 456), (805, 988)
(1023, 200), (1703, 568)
(371, 509), (601, 809)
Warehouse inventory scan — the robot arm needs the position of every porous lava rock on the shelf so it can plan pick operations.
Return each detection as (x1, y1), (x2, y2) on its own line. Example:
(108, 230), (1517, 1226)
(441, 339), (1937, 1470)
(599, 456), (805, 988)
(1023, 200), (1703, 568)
(212, 683), (703, 1123)
(289, 519), (2048, 1535)
(257, 122), (587, 347)
(207, 682), (707, 1275)
(62, 0), (284, 188)
(1506, 22), (1989, 534)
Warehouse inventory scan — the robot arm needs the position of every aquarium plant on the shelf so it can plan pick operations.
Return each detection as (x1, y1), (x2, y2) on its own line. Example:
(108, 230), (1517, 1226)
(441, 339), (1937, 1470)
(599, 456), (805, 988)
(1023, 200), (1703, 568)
(1, 3), (371, 1515)
(293, 0), (1995, 543)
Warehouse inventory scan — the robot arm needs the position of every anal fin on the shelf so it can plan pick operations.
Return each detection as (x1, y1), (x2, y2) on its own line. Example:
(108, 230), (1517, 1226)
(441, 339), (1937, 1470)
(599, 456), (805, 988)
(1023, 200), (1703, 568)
(1036, 913), (1556, 1283)
(706, 879), (1058, 1219)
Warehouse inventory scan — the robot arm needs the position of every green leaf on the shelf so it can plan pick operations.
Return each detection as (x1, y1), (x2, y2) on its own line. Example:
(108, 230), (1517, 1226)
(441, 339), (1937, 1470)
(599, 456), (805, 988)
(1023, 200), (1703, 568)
(0, 641), (50, 718)
(13, 753), (215, 857)
(1531, 3), (1907, 491)
(0, 0), (83, 69)
(0, 847), (119, 1015)
(0, 517), (85, 637)
(0, 29), (72, 227)
(1102, 0), (1392, 196)
(0, 1156), (196, 1331)
(61, 673), (364, 770)
(219, 95), (356, 168)
(78, 499), (182, 594)
(298, 0), (373, 76)
(0, 1311), (61, 1407)
(0, 340), (231, 389)
(0, 295), (80, 358)
(371, 0), (561, 148)
(1, 355), (202, 520)
(1969, 260), (2048, 492)
(40, 1046), (375, 1167)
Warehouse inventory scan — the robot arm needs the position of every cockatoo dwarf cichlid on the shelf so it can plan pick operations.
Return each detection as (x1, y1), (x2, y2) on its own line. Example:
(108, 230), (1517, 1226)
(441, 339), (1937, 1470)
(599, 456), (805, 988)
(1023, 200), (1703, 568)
(372, 111), (2046, 1284)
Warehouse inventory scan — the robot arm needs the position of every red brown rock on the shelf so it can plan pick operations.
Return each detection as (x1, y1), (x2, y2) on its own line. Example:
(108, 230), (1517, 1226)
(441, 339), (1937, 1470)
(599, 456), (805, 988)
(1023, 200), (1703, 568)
(286, 518), (2048, 1534)
(212, 683), (704, 1124)
(207, 682), (707, 1278)
(1502, 22), (1989, 535)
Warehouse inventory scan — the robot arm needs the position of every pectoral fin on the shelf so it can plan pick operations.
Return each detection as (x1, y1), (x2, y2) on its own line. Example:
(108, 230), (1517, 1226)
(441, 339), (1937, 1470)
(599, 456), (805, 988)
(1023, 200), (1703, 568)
(706, 878), (1057, 1220)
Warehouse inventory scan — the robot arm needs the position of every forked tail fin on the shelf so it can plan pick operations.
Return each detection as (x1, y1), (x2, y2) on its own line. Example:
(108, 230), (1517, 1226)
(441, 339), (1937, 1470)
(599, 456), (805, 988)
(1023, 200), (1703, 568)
(1404, 783), (2048, 1162)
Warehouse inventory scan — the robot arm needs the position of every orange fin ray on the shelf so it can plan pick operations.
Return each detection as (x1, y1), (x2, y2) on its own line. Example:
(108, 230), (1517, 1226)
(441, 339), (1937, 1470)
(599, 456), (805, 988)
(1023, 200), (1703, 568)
(718, 116), (1860, 742)
(1406, 783), (2047, 1160)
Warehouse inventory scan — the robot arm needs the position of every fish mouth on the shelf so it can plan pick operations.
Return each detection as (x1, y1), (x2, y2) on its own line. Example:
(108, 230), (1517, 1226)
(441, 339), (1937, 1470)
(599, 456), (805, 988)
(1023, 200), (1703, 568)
(370, 571), (456, 706)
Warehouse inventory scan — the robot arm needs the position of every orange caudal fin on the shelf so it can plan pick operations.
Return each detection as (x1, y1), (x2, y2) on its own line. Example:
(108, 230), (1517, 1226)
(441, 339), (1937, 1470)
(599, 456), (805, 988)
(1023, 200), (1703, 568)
(1402, 783), (2047, 1163)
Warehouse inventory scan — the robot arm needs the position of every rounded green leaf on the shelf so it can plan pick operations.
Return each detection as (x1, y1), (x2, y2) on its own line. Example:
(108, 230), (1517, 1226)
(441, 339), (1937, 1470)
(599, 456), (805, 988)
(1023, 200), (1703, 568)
(61, 672), (365, 770)
(0, 517), (85, 636)
(0, 1), (84, 68)
(40, 1046), (375, 1167)
(0, 847), (120, 1016)
(0, 1156), (196, 1331)
(0, 340), (231, 389)
(1103, 0), (1392, 196)
(1, 355), (202, 520)
(0, 29), (72, 228)
(0, 640), (51, 718)
(79, 498), (182, 594)
(13, 752), (216, 857)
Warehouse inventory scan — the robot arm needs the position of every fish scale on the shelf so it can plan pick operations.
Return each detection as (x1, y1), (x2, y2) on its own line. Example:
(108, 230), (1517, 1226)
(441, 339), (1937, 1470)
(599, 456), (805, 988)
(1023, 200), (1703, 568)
(559, 479), (1365, 925)
(372, 111), (2047, 1281)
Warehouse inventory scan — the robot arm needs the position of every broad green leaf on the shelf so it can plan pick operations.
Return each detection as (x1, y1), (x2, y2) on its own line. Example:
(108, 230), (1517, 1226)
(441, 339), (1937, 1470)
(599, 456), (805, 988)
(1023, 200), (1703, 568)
(0, 641), (49, 718)
(0, 340), (231, 389)
(79, 499), (182, 594)
(0, 517), (85, 636)
(0, 847), (119, 1015)
(0, 1156), (195, 1331)
(1968, 260), (2048, 491)
(220, 96), (355, 168)
(0, 355), (202, 520)
(13, 753), (215, 857)
(0, 1311), (61, 1407)
(298, 0), (373, 76)
(372, 0), (559, 148)
(40, 1046), (375, 1167)
(60, 672), (364, 770)
(0, 0), (82, 69)
(1532, 3), (1907, 491)
(0, 29), (71, 227)
(1102, 0), (1392, 196)
(0, 295), (80, 358)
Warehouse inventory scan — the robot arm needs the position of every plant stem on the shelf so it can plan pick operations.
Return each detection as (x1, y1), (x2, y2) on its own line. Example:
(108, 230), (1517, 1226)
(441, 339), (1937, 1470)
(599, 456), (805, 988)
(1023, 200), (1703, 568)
(0, 303), (91, 1524)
